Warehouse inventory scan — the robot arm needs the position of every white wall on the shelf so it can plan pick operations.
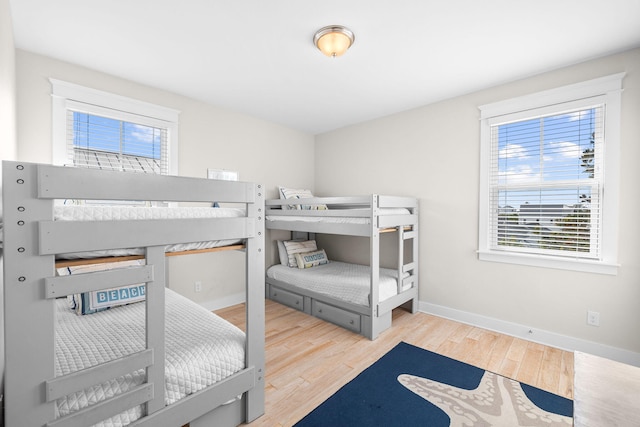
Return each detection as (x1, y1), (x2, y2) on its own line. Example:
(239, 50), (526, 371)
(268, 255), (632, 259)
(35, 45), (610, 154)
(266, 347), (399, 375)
(315, 48), (640, 360)
(15, 50), (315, 307)
(0, 0), (17, 405)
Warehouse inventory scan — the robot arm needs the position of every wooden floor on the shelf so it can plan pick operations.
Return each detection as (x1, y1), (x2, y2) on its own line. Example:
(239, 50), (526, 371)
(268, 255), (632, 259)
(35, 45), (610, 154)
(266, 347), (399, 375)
(216, 300), (574, 427)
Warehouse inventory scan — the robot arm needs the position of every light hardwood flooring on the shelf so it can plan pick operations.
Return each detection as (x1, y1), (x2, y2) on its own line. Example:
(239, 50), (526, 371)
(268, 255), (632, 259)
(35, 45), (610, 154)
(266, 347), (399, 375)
(216, 300), (574, 427)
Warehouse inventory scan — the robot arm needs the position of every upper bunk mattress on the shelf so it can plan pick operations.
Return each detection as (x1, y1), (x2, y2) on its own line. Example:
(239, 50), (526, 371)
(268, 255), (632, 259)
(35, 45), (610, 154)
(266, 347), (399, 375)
(54, 288), (245, 426)
(266, 207), (411, 225)
(266, 261), (409, 307)
(53, 205), (245, 259)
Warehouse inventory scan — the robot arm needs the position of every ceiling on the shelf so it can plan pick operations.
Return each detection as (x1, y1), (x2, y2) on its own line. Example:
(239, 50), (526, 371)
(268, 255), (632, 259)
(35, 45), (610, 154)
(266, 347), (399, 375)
(10, 0), (640, 135)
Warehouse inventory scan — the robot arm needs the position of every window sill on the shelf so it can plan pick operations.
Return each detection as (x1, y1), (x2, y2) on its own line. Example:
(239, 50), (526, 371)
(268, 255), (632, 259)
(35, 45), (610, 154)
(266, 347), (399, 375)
(477, 250), (619, 275)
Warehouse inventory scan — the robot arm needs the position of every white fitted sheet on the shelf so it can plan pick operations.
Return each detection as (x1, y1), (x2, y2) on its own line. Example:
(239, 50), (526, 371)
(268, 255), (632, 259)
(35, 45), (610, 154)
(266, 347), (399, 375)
(54, 205), (245, 259)
(55, 288), (245, 426)
(266, 261), (409, 306)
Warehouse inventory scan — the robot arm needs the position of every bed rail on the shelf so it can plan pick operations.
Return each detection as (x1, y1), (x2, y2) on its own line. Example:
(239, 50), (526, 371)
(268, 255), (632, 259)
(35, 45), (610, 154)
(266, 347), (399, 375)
(266, 194), (418, 237)
(3, 161), (265, 427)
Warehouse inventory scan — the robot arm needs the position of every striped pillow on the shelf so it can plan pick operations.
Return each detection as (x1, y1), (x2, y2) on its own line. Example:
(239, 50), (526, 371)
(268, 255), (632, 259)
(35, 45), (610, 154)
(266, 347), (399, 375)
(278, 186), (328, 210)
(282, 240), (317, 268)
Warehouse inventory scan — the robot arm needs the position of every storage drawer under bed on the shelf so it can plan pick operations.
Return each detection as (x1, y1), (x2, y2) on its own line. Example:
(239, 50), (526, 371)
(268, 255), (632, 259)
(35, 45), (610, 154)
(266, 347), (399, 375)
(312, 300), (361, 333)
(269, 286), (304, 311)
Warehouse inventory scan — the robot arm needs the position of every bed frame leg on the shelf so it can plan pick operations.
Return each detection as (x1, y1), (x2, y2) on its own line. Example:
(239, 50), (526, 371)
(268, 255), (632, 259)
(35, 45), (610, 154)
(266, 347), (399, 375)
(401, 298), (418, 314)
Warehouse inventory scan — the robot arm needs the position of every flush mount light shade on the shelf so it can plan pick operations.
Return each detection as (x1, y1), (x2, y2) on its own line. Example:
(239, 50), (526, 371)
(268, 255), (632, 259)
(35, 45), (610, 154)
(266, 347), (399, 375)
(313, 25), (355, 58)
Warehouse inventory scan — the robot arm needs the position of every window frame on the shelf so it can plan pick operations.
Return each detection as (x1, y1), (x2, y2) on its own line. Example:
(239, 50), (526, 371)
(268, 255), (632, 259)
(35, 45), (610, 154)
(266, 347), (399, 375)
(50, 79), (180, 176)
(478, 73), (624, 275)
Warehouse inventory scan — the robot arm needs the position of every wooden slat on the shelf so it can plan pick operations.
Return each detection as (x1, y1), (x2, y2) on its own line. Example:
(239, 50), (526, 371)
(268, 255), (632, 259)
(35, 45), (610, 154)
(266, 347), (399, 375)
(265, 219), (371, 237)
(265, 196), (372, 207)
(46, 384), (154, 427)
(56, 255), (146, 268)
(44, 265), (153, 298)
(39, 217), (253, 255)
(54, 244), (247, 268)
(165, 244), (245, 256)
(265, 208), (371, 218)
(37, 163), (256, 203)
(378, 214), (418, 228)
(403, 262), (416, 273)
(377, 195), (419, 208)
(46, 350), (154, 402)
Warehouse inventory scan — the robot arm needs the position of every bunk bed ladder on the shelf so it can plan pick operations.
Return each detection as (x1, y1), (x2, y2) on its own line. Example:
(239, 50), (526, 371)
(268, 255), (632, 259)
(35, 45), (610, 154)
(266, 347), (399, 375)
(398, 226), (418, 294)
(403, 203), (419, 314)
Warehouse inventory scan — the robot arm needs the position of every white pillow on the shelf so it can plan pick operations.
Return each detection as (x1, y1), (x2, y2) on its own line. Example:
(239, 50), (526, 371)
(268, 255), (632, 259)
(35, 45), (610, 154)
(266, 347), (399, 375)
(278, 186), (327, 210)
(282, 240), (317, 268)
(277, 240), (289, 266)
(295, 249), (329, 269)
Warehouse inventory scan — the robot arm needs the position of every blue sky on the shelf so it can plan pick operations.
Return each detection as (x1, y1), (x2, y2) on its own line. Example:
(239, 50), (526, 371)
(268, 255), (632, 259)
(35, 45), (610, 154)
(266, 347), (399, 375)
(495, 107), (596, 208)
(72, 112), (163, 159)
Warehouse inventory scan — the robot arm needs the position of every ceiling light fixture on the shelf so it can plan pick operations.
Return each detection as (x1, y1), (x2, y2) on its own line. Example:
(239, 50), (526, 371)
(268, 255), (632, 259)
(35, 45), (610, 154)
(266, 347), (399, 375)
(313, 25), (355, 58)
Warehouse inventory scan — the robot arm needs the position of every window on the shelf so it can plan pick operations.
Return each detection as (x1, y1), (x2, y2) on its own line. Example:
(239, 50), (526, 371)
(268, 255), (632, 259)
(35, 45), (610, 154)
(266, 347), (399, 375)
(478, 73), (624, 274)
(51, 79), (179, 175)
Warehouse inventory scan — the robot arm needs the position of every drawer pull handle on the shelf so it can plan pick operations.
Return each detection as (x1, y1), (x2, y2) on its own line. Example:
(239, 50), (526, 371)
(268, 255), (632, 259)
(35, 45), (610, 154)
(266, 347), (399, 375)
(318, 309), (323, 313)
(295, 301), (299, 305)
(350, 320), (354, 324)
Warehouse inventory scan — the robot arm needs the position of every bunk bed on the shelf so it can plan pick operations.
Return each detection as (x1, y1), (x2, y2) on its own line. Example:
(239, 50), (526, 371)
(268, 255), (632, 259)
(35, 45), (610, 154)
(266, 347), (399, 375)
(2, 161), (265, 427)
(265, 193), (418, 340)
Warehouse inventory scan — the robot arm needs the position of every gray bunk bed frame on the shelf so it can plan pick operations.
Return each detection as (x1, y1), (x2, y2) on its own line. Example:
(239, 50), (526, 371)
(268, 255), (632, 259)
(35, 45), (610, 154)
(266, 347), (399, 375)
(2, 161), (265, 427)
(265, 194), (418, 340)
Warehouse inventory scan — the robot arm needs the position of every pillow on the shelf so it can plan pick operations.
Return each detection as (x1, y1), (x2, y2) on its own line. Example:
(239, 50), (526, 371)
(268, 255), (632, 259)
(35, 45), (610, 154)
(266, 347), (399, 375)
(294, 249), (329, 269)
(57, 260), (146, 315)
(282, 239), (317, 268)
(278, 186), (328, 210)
(277, 240), (289, 266)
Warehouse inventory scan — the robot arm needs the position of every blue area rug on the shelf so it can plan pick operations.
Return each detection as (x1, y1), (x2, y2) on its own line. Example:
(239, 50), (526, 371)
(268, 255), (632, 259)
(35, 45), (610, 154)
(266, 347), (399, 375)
(295, 342), (573, 426)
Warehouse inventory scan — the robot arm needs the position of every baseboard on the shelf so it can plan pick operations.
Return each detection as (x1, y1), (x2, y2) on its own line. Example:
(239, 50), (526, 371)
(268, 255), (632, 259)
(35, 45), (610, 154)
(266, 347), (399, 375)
(419, 301), (640, 367)
(200, 292), (246, 312)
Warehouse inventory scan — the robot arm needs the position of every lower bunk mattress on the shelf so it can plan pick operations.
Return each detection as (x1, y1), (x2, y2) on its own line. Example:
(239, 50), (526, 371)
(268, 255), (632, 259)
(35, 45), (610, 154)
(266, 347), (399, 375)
(54, 288), (245, 426)
(266, 261), (409, 307)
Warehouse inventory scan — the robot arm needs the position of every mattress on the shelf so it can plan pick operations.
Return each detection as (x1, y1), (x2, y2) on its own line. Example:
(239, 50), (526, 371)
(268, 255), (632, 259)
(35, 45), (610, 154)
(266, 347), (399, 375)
(55, 288), (245, 426)
(266, 207), (410, 225)
(54, 205), (245, 259)
(266, 261), (409, 306)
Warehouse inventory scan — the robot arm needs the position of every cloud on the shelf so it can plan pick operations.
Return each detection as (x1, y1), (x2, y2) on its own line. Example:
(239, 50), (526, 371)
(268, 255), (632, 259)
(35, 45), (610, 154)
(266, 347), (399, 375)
(498, 164), (540, 185)
(130, 124), (161, 143)
(567, 110), (591, 121)
(546, 141), (581, 159)
(499, 144), (528, 159)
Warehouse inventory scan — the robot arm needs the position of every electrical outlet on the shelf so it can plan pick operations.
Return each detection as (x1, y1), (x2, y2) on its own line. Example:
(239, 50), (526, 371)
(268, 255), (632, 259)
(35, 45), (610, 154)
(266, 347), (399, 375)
(194, 281), (202, 293)
(587, 310), (600, 326)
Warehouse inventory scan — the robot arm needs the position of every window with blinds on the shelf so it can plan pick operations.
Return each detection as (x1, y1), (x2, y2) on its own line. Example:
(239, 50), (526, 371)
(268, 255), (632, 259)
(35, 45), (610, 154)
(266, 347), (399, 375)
(68, 110), (168, 174)
(51, 79), (179, 178)
(488, 105), (603, 259)
(478, 73), (623, 274)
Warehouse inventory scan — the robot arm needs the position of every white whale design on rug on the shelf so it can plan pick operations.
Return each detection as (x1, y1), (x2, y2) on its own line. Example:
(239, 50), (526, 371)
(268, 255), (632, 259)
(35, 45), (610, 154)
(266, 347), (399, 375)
(398, 371), (572, 426)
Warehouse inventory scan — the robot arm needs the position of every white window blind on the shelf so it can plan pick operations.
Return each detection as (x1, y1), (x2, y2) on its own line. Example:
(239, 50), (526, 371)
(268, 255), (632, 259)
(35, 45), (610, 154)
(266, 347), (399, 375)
(67, 109), (168, 174)
(488, 105), (603, 259)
